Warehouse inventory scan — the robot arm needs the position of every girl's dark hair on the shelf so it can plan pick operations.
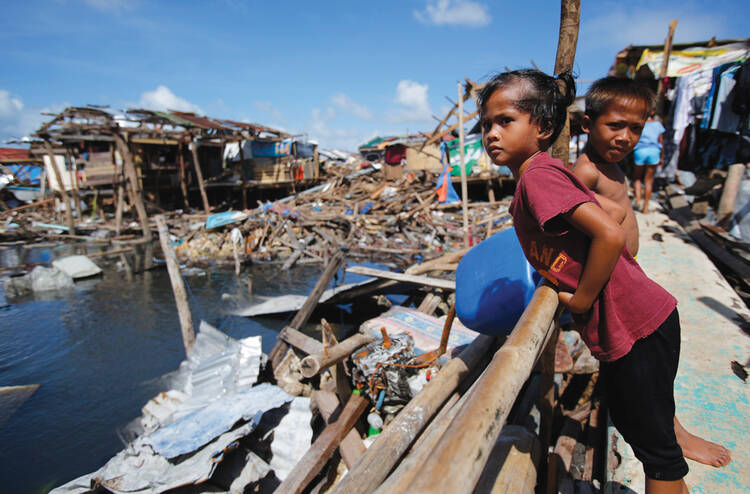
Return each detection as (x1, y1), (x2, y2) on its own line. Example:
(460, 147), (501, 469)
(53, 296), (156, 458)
(478, 69), (576, 144)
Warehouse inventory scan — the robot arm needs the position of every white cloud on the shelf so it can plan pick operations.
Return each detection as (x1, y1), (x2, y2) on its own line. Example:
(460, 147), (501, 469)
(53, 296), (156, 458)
(0, 91), (70, 143)
(331, 93), (372, 120)
(582, 8), (728, 51)
(390, 80), (432, 123)
(254, 101), (286, 126)
(414, 0), (490, 27)
(138, 85), (202, 114)
(308, 107), (372, 151)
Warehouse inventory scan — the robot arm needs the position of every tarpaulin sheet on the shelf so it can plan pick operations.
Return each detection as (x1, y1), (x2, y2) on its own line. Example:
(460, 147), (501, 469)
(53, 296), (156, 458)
(251, 139), (292, 157)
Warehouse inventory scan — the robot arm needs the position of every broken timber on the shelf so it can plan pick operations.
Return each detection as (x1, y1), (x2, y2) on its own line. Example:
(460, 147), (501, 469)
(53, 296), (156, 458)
(345, 265), (456, 290)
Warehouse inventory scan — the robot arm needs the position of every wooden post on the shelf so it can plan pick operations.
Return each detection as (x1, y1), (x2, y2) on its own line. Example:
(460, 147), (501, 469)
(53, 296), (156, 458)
(397, 284), (559, 494)
(113, 132), (152, 243)
(717, 163), (745, 225)
(155, 215), (195, 355)
(269, 251), (344, 369)
(276, 393), (368, 494)
(178, 140), (190, 210)
(327, 333), (496, 494)
(190, 137), (211, 215)
(238, 139), (248, 210)
(549, 0), (581, 166)
(43, 140), (75, 233)
(458, 82), (470, 247)
(657, 20), (679, 104)
(300, 333), (376, 378)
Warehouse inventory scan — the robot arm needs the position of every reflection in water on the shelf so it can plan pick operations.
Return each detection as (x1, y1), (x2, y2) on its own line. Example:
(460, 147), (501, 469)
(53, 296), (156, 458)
(0, 243), (331, 493)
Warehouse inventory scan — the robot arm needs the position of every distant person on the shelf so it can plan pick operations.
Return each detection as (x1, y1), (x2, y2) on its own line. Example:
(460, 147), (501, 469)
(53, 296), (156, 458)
(478, 68), (729, 494)
(633, 112), (665, 213)
(572, 76), (731, 470)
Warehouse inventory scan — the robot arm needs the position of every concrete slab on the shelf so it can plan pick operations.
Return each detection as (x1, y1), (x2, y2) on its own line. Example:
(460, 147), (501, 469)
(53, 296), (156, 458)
(610, 206), (750, 493)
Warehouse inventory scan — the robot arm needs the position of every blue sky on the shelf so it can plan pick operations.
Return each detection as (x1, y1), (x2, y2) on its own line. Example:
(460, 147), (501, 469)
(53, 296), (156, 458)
(1, 0), (748, 151)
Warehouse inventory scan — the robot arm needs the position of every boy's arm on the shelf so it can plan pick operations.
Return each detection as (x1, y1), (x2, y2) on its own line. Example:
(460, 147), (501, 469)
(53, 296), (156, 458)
(594, 193), (626, 225)
(558, 202), (625, 313)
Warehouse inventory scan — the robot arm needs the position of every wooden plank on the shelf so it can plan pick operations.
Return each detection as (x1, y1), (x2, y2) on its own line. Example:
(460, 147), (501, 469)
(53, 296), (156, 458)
(277, 326), (323, 356)
(717, 163), (745, 224)
(190, 138), (211, 215)
(275, 393), (369, 494)
(312, 390), (367, 469)
(345, 265), (455, 290)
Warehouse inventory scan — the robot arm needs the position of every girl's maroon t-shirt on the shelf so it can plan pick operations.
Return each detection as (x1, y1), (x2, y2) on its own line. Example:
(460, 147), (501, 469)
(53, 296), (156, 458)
(510, 152), (676, 361)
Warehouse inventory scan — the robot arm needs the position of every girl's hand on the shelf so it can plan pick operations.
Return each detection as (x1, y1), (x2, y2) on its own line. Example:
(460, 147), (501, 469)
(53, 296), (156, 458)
(558, 291), (590, 314)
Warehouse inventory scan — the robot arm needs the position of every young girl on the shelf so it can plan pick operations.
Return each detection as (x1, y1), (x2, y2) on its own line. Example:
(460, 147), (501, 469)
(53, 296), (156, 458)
(479, 69), (693, 494)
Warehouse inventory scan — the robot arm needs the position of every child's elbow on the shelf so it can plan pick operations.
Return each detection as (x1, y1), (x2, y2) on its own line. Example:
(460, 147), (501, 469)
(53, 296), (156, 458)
(607, 226), (626, 253)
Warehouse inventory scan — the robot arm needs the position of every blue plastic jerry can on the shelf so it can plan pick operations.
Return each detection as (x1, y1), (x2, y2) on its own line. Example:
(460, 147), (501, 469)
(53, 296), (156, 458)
(455, 227), (540, 336)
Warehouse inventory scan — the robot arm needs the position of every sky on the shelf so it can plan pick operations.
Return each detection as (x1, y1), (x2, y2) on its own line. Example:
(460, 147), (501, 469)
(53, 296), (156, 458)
(1, 0), (748, 151)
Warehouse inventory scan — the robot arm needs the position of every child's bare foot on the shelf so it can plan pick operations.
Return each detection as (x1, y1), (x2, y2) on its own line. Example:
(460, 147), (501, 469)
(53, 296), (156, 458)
(675, 418), (732, 467)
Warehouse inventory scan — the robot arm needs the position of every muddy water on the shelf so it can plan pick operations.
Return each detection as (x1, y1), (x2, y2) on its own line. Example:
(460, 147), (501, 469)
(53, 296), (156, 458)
(0, 244), (338, 493)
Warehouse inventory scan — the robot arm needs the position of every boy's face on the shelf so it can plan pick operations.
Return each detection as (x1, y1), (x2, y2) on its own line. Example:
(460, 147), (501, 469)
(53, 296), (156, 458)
(481, 85), (549, 171)
(583, 99), (648, 163)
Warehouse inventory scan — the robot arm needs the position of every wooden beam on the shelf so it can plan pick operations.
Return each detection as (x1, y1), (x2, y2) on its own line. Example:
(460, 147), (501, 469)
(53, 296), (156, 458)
(458, 82), (470, 248)
(657, 20), (679, 100)
(345, 265), (455, 290)
(269, 251), (344, 369)
(312, 390), (367, 469)
(276, 393), (369, 494)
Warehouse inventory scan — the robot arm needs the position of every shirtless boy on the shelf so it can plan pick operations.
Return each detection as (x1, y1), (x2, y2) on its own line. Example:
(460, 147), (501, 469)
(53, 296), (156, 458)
(573, 76), (731, 468)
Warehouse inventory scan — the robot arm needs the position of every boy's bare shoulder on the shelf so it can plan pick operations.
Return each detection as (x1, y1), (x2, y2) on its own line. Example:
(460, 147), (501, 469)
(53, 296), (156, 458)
(571, 153), (601, 190)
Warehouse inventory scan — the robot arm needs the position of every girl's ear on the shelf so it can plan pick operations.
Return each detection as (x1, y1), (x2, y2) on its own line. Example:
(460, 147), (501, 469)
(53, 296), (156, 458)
(537, 125), (554, 142)
(581, 115), (593, 134)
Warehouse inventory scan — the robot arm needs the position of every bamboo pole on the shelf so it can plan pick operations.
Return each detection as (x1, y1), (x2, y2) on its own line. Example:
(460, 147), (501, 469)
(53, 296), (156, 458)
(458, 82), (470, 248)
(190, 137), (211, 215)
(43, 140), (74, 233)
(113, 132), (152, 243)
(657, 20), (679, 100)
(155, 215), (195, 355)
(398, 284), (559, 494)
(300, 333), (376, 378)
(327, 333), (496, 494)
(549, 0), (581, 166)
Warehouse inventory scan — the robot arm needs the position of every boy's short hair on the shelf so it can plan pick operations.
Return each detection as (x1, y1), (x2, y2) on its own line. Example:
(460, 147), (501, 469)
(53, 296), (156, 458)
(585, 77), (655, 121)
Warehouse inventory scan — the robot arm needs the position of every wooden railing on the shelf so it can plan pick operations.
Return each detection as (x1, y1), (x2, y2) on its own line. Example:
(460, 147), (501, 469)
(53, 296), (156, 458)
(328, 282), (560, 494)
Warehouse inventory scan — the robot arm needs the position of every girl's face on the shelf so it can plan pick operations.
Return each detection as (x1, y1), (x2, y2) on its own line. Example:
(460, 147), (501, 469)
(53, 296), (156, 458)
(481, 84), (547, 175)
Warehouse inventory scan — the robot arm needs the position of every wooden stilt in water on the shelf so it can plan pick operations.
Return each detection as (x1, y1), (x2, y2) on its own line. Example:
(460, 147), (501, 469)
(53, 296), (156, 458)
(43, 140), (74, 233)
(113, 132), (152, 243)
(155, 215), (195, 355)
(190, 137), (211, 215)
